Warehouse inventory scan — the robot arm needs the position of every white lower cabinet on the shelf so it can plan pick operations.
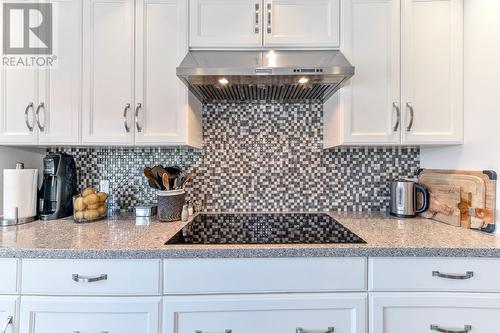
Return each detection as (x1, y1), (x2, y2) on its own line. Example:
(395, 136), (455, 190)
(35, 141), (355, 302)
(164, 258), (366, 294)
(370, 293), (500, 333)
(164, 293), (367, 333)
(0, 259), (18, 294)
(19, 296), (160, 333)
(0, 296), (18, 333)
(3, 257), (500, 333)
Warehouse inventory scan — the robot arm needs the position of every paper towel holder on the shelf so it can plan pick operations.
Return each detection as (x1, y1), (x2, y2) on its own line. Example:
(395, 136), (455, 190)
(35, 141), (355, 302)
(0, 207), (37, 227)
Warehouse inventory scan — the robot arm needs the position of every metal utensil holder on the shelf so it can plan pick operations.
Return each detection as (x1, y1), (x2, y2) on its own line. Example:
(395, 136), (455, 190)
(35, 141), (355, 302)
(0, 207), (36, 227)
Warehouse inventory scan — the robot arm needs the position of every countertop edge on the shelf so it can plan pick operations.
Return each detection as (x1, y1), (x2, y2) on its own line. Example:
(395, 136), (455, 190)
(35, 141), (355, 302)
(2, 247), (500, 259)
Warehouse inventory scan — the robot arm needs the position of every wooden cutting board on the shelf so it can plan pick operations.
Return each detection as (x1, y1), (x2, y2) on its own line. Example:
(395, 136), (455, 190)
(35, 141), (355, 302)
(418, 169), (497, 232)
(419, 185), (461, 227)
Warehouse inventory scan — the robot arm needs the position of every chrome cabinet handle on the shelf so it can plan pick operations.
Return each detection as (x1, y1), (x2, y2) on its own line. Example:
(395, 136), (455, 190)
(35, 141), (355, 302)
(432, 271), (474, 280)
(255, 3), (260, 33)
(431, 324), (472, 333)
(36, 102), (46, 132)
(194, 330), (232, 333)
(406, 102), (414, 132)
(392, 102), (400, 132)
(72, 274), (108, 283)
(24, 102), (34, 132)
(0, 316), (12, 333)
(135, 103), (142, 132)
(123, 103), (131, 133)
(266, 3), (272, 33)
(296, 327), (335, 333)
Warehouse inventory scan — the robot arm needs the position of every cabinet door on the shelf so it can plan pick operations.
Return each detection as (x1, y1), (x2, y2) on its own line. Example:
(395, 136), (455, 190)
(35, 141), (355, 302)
(19, 296), (160, 333)
(135, 0), (188, 145)
(190, 0), (262, 48)
(82, 0), (135, 145)
(370, 293), (500, 333)
(0, 0), (39, 145)
(0, 297), (18, 333)
(0, 68), (38, 145)
(263, 0), (340, 48)
(401, 0), (463, 145)
(38, 0), (81, 145)
(337, 0), (401, 145)
(164, 293), (367, 333)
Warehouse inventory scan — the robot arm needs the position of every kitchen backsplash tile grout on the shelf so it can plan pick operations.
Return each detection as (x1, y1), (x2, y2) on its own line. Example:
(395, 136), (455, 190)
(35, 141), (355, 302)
(48, 101), (420, 212)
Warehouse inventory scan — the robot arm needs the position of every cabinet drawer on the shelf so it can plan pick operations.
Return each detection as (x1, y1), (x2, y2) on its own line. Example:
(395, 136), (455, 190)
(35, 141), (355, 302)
(0, 259), (18, 293)
(370, 293), (500, 333)
(21, 259), (161, 295)
(164, 293), (367, 333)
(0, 296), (18, 333)
(369, 258), (500, 292)
(164, 257), (366, 294)
(19, 296), (160, 333)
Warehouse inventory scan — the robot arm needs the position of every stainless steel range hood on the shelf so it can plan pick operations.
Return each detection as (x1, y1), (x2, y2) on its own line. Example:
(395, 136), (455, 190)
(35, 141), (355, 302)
(176, 50), (354, 103)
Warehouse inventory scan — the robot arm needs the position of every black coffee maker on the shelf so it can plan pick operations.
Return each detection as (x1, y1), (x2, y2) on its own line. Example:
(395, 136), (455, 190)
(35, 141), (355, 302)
(38, 153), (77, 221)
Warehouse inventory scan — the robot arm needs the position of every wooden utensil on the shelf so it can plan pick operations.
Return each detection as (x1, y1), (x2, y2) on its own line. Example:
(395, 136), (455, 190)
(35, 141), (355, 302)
(181, 172), (192, 188)
(162, 172), (171, 191)
(144, 167), (162, 189)
(151, 165), (168, 190)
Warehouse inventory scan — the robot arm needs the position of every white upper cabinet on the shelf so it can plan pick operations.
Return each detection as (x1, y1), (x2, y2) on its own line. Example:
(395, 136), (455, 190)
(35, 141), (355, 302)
(0, 68), (38, 145)
(135, 0), (193, 145)
(38, 0), (81, 145)
(82, 0), (135, 145)
(326, 0), (401, 146)
(0, 0), (38, 145)
(189, 0), (340, 48)
(0, 0), (81, 146)
(324, 0), (463, 147)
(401, 0), (463, 145)
(263, 0), (340, 48)
(190, 0), (263, 48)
(83, 0), (201, 147)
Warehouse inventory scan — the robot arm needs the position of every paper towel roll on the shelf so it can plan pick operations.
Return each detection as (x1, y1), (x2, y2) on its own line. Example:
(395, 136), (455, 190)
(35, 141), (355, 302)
(3, 169), (38, 220)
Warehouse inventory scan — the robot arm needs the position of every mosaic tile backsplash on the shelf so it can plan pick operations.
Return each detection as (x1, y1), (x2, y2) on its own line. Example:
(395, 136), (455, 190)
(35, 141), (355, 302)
(48, 101), (420, 212)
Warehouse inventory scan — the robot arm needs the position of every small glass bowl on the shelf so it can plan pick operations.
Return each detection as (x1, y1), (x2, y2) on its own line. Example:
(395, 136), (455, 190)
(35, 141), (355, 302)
(73, 192), (108, 223)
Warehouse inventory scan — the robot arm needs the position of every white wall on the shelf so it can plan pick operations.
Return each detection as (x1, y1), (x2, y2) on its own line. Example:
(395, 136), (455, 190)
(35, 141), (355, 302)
(0, 147), (45, 213)
(420, 0), (500, 226)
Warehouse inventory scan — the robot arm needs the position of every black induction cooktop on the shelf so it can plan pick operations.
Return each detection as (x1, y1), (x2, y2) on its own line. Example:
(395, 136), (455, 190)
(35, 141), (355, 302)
(166, 213), (365, 245)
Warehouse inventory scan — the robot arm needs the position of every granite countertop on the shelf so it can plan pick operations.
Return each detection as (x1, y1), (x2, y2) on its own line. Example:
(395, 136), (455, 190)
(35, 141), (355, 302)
(1, 212), (500, 259)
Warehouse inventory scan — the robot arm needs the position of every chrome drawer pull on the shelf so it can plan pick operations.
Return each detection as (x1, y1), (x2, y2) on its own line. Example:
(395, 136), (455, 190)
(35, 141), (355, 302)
(431, 324), (472, 333)
(392, 102), (400, 132)
(432, 271), (474, 280)
(72, 274), (108, 283)
(406, 102), (414, 132)
(1, 316), (13, 333)
(24, 102), (34, 132)
(123, 103), (131, 132)
(254, 3), (260, 33)
(135, 103), (142, 132)
(195, 330), (231, 333)
(35, 102), (46, 132)
(266, 3), (272, 33)
(296, 328), (334, 333)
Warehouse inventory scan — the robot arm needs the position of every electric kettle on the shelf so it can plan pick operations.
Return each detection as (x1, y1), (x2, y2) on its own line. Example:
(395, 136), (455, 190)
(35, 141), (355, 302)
(390, 180), (430, 218)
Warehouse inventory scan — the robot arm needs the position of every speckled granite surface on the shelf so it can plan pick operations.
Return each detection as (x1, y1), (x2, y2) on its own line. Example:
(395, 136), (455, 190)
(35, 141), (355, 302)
(0, 213), (499, 259)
